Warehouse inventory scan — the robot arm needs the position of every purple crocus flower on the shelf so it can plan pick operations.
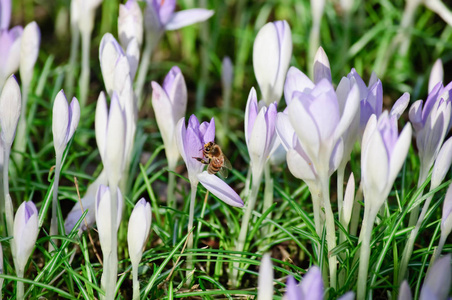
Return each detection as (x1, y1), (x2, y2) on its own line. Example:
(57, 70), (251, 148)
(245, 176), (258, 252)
(13, 201), (39, 272)
(176, 115), (243, 207)
(152, 66), (187, 170)
(409, 81), (452, 182)
(284, 267), (324, 300)
(361, 112), (412, 212)
(245, 88), (278, 179)
(0, 26), (22, 88)
(253, 20), (292, 105)
(52, 90), (80, 156)
(145, 0), (214, 37)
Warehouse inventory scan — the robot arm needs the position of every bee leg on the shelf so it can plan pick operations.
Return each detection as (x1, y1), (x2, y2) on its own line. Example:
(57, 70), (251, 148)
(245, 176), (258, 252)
(193, 157), (210, 164)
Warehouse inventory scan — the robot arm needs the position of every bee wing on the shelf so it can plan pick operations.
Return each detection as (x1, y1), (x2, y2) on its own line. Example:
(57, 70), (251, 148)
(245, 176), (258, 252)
(222, 154), (232, 170)
(219, 166), (229, 178)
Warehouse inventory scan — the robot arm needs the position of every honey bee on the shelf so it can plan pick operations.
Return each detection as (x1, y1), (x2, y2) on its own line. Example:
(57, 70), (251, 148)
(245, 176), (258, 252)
(193, 141), (232, 178)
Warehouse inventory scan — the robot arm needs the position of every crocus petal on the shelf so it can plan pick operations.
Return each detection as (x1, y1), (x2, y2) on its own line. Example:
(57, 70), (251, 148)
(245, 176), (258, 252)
(432, 137), (452, 189)
(201, 117), (216, 144)
(165, 9), (214, 31)
(300, 266), (323, 300)
(152, 81), (174, 149)
(158, 0), (176, 25)
(334, 84), (360, 141)
(387, 123), (412, 191)
(222, 56), (233, 92)
(99, 33), (124, 95)
(244, 87), (258, 146)
(441, 184), (452, 236)
(118, 0), (143, 47)
(258, 254), (274, 300)
(197, 171), (243, 207)
(390, 93), (410, 120)
(285, 276), (302, 300)
(276, 112), (295, 150)
(13, 201), (39, 271)
(0, 0), (11, 30)
(338, 292), (356, 300)
(428, 59), (443, 94)
(0, 75), (21, 145)
(342, 172), (355, 226)
(126, 38), (140, 79)
(175, 117), (187, 163)
(52, 90), (69, 153)
(398, 280), (413, 300)
(286, 148), (316, 182)
(284, 67), (315, 105)
(68, 97), (80, 141)
(313, 46), (332, 84)
(95, 92), (108, 162)
(19, 21), (40, 86)
(420, 254), (451, 300)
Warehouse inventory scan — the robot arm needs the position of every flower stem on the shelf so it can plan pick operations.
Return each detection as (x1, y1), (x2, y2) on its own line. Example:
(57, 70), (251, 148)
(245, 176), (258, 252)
(49, 152), (62, 252)
(337, 162), (346, 217)
(65, 23), (80, 99)
(16, 268), (24, 300)
(399, 193), (434, 282)
(167, 169), (177, 210)
(187, 184), (197, 273)
(3, 145), (14, 237)
(308, 182), (322, 238)
(13, 82), (29, 171)
(135, 32), (159, 109)
(132, 261), (139, 300)
(232, 171), (262, 286)
(261, 163), (273, 238)
(357, 206), (378, 300)
(320, 176), (337, 290)
(79, 27), (91, 109)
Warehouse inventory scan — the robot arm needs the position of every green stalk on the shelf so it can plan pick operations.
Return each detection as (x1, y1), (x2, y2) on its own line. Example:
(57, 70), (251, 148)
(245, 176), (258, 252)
(132, 260), (139, 300)
(261, 163), (274, 238)
(49, 152), (62, 252)
(408, 165), (428, 227)
(357, 205), (378, 300)
(187, 184), (197, 273)
(399, 193), (434, 282)
(319, 175), (337, 289)
(232, 170), (262, 286)
(167, 169), (177, 210)
(308, 181), (322, 238)
(337, 162), (346, 217)
(16, 269), (24, 300)
(350, 183), (363, 237)
(3, 145), (14, 236)
(65, 23), (80, 98)
(13, 83), (29, 171)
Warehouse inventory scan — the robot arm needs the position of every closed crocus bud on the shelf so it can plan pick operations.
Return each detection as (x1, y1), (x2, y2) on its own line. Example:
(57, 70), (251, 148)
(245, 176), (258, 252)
(398, 280), (413, 300)
(119, 0), (143, 48)
(361, 113), (412, 212)
(19, 21), (40, 86)
(313, 46), (331, 84)
(300, 266), (323, 300)
(441, 184), (452, 239)
(342, 172), (355, 226)
(197, 171), (243, 207)
(431, 137), (452, 189)
(429, 59), (443, 93)
(95, 185), (124, 251)
(409, 82), (452, 182)
(95, 92), (126, 187)
(152, 66), (187, 170)
(245, 88), (278, 178)
(175, 115), (215, 186)
(127, 198), (152, 266)
(13, 201), (39, 272)
(420, 254), (451, 300)
(52, 90), (80, 155)
(99, 33), (128, 95)
(75, 0), (102, 35)
(144, 0), (214, 35)
(0, 26), (22, 87)
(253, 20), (292, 105)
(258, 254), (273, 300)
(0, 75), (21, 146)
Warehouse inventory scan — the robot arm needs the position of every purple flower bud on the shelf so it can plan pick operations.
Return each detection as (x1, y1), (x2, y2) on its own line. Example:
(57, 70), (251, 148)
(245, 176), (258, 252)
(19, 21), (40, 86)
(258, 254), (273, 300)
(0, 26), (22, 86)
(253, 20), (292, 105)
(428, 59), (443, 94)
(398, 280), (412, 300)
(420, 254), (451, 300)
(127, 198), (152, 266)
(13, 201), (38, 272)
(313, 46), (331, 85)
(300, 266), (324, 300)
(152, 66), (187, 170)
(118, 0), (143, 48)
(0, 75), (21, 146)
(52, 90), (80, 155)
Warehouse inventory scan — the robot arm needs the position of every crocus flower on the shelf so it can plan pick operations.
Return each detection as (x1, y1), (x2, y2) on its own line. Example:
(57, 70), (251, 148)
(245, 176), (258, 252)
(257, 254), (273, 300)
(244, 88), (278, 179)
(398, 280), (412, 300)
(52, 90), (80, 155)
(428, 59), (443, 93)
(431, 136), (452, 189)
(0, 74), (21, 146)
(151, 66), (187, 170)
(95, 185), (124, 251)
(128, 198), (152, 267)
(99, 33), (139, 90)
(253, 20), (292, 105)
(441, 184), (452, 243)
(420, 255), (451, 300)
(19, 21), (40, 87)
(95, 92), (126, 188)
(13, 201), (39, 273)
(197, 172), (243, 207)
(361, 112), (412, 212)
(409, 81), (452, 182)
(175, 115), (215, 186)
(144, 0), (214, 37)
(72, 0), (102, 35)
(0, 26), (22, 88)
(118, 0), (143, 48)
